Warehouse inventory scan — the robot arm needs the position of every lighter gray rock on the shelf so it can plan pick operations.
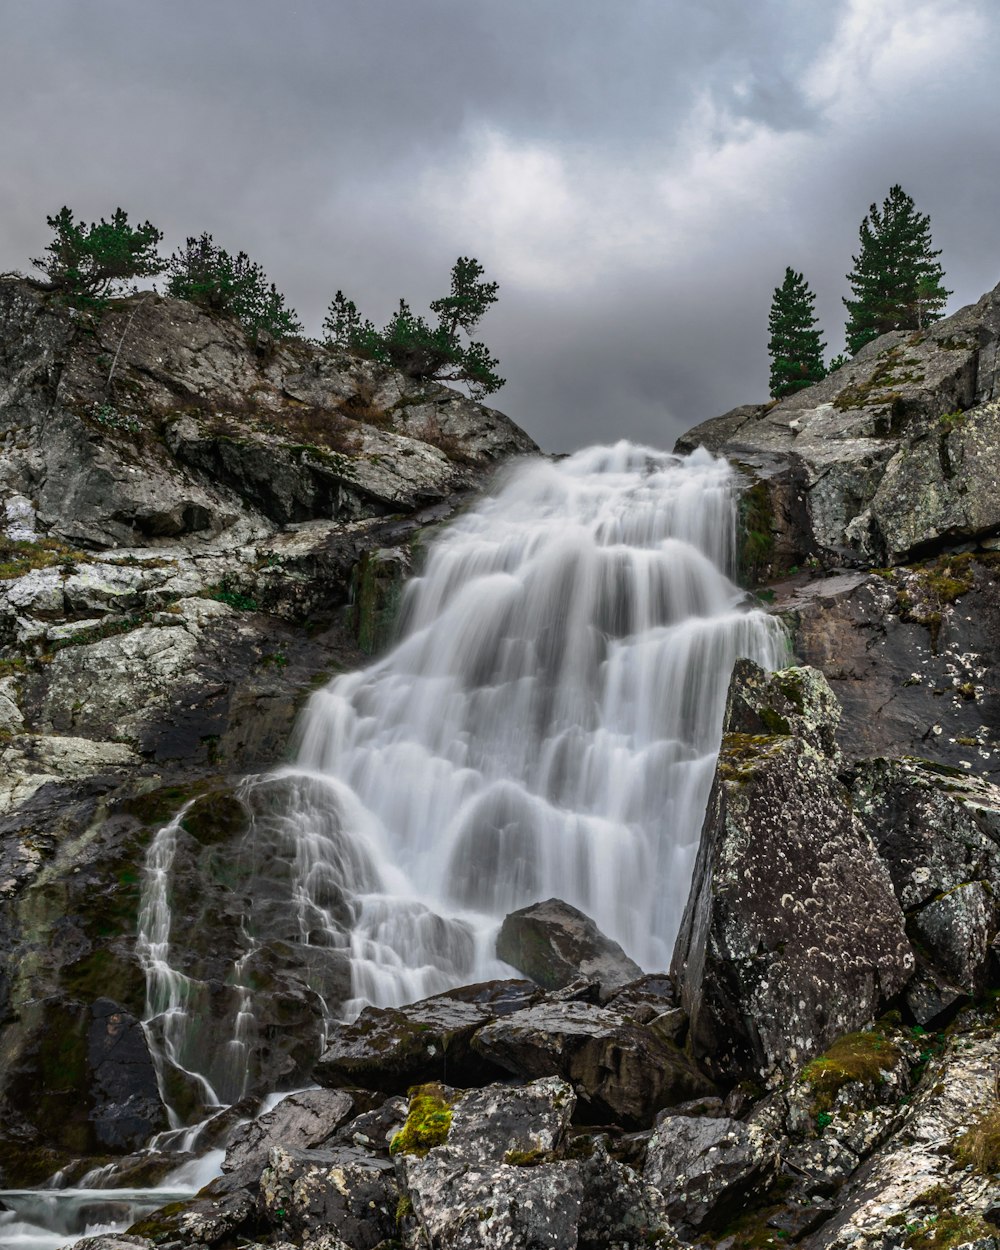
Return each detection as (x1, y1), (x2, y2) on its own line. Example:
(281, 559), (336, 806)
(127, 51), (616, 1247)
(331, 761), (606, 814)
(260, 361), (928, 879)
(223, 1088), (354, 1173)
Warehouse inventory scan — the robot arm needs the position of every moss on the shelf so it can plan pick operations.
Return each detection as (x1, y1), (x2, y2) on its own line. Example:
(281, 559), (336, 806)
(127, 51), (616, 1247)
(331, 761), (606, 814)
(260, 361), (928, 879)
(832, 346), (925, 412)
(758, 706), (792, 735)
(954, 1103), (1000, 1175)
(801, 1029), (901, 1111)
(737, 480), (774, 584)
(903, 1210), (994, 1248)
(718, 733), (786, 784)
(0, 536), (85, 580)
(389, 1083), (454, 1157)
(127, 1201), (189, 1239)
(396, 1193), (414, 1225)
(121, 780), (211, 825)
(504, 1147), (554, 1166)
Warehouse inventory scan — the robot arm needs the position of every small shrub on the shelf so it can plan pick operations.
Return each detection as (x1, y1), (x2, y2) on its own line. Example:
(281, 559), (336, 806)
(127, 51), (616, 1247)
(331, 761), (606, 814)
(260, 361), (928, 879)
(955, 1102), (1000, 1175)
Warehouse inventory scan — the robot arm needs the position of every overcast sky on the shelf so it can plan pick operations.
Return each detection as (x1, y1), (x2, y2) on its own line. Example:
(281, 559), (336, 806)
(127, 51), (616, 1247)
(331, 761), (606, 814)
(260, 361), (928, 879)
(2, 1), (997, 452)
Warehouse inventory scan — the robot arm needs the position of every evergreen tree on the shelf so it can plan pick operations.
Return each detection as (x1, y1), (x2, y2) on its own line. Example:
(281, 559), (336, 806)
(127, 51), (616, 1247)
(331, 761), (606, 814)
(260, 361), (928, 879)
(323, 257), (504, 398)
(32, 207), (164, 306)
(843, 185), (949, 355)
(166, 234), (302, 339)
(767, 267), (827, 399)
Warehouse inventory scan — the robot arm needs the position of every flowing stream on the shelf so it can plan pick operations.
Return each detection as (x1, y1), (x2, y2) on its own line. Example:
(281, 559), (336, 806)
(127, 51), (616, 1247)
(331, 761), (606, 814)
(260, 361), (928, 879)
(6, 441), (788, 1247)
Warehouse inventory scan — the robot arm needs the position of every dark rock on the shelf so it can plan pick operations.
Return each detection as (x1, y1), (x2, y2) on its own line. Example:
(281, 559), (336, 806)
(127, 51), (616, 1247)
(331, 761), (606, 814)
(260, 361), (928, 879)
(601, 972), (677, 1022)
(471, 999), (714, 1129)
(332, 1095), (409, 1152)
(644, 1113), (779, 1234)
(496, 898), (642, 999)
(87, 999), (169, 1150)
(259, 1144), (397, 1248)
(222, 1088), (354, 1173)
(128, 1173), (257, 1246)
(672, 661), (914, 1082)
(783, 561), (1000, 775)
(314, 992), (504, 1094)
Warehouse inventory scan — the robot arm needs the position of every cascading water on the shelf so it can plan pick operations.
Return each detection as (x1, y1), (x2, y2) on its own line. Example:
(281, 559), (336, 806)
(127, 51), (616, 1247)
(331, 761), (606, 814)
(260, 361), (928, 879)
(284, 442), (787, 1010)
(5, 442), (789, 1250)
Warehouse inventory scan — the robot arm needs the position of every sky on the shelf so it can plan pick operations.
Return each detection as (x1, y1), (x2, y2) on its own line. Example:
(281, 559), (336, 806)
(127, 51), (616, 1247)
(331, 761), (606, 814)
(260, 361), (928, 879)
(1, 0), (998, 453)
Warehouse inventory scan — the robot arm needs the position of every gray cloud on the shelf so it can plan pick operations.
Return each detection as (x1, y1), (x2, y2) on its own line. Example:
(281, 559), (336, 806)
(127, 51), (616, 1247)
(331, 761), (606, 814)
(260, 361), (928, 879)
(1, 0), (997, 451)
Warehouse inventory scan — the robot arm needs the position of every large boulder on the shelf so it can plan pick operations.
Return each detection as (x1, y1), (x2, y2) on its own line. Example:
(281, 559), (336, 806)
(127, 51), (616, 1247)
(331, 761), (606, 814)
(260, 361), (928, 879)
(471, 998), (714, 1128)
(672, 661), (914, 1083)
(495, 897), (642, 998)
(222, 1088), (355, 1174)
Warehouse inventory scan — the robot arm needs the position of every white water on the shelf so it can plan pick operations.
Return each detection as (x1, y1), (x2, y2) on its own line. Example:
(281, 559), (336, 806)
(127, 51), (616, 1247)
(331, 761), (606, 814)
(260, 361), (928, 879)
(137, 443), (788, 1105)
(285, 444), (787, 1007)
(17, 442), (789, 1249)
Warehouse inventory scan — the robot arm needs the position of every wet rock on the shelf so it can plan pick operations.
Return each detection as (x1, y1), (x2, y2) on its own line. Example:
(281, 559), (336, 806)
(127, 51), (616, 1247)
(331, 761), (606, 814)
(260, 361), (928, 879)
(495, 898), (642, 999)
(672, 661), (914, 1083)
(910, 881), (992, 994)
(471, 998), (714, 1128)
(87, 998), (169, 1151)
(70, 1238), (154, 1250)
(128, 1172), (258, 1246)
(645, 1113), (778, 1234)
(223, 1088), (355, 1173)
(259, 1143), (398, 1248)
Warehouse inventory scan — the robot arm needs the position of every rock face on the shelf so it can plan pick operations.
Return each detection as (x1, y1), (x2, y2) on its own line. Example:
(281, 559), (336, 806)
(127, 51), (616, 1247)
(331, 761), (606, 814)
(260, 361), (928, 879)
(0, 278), (537, 1182)
(680, 282), (1000, 569)
(672, 661), (914, 1082)
(495, 897), (643, 997)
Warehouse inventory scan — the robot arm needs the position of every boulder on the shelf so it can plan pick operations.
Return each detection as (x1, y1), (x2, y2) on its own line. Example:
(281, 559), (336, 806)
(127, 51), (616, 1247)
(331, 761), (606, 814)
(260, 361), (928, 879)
(672, 661), (914, 1082)
(223, 1088), (355, 1173)
(471, 999), (714, 1128)
(314, 991), (506, 1094)
(644, 1113), (779, 1234)
(495, 898), (642, 999)
(259, 1144), (398, 1248)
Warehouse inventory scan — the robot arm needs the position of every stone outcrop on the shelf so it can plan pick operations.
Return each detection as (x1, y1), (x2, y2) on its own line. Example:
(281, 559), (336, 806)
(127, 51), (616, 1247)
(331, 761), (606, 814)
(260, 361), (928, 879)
(680, 281), (1000, 569)
(495, 896), (642, 998)
(0, 277), (537, 1183)
(672, 661), (915, 1083)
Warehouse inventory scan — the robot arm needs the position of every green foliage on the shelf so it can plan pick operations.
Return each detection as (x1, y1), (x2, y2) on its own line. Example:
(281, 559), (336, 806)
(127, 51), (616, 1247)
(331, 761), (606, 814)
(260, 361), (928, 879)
(843, 185), (950, 355)
(32, 206), (165, 306)
(767, 267), (827, 399)
(166, 233), (302, 339)
(323, 257), (504, 398)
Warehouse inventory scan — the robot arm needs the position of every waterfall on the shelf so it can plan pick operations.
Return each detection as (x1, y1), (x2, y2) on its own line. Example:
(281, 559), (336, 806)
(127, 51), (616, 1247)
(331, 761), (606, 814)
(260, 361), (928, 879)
(135, 441), (787, 1110)
(289, 441), (786, 1004)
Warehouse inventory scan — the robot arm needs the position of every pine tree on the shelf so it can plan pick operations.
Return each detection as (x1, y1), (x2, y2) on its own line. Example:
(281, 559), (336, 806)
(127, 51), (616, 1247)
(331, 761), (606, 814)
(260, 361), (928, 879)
(843, 185), (949, 355)
(32, 207), (164, 306)
(767, 268), (827, 399)
(166, 234), (302, 339)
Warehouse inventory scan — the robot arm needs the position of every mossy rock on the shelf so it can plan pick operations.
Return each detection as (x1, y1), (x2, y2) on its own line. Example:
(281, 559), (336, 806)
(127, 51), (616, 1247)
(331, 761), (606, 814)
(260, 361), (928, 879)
(389, 1082), (454, 1157)
(180, 788), (249, 845)
(800, 1028), (901, 1112)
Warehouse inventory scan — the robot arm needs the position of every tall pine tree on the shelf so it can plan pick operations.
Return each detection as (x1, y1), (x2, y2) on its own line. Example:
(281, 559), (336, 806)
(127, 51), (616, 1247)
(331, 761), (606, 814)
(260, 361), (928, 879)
(843, 185), (949, 355)
(768, 268), (826, 399)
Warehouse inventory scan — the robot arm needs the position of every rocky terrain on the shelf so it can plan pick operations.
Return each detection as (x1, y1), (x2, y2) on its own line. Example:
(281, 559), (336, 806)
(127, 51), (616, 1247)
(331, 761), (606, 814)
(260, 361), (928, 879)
(5, 277), (1000, 1250)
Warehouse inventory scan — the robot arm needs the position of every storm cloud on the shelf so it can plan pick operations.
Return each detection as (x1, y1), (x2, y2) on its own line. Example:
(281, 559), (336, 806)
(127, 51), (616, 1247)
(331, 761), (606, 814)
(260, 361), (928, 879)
(2, 0), (997, 450)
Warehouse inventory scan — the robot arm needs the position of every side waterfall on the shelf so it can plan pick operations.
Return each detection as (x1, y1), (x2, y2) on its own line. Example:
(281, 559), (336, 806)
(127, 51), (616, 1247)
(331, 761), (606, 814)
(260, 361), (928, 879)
(137, 442), (787, 1105)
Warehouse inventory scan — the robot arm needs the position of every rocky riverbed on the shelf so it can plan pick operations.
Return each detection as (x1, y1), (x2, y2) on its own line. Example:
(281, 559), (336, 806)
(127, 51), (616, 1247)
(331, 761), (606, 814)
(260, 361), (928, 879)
(4, 276), (1000, 1248)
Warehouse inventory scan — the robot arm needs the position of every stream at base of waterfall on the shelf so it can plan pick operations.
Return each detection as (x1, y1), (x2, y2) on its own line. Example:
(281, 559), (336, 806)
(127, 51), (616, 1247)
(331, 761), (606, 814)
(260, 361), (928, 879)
(7, 442), (787, 1247)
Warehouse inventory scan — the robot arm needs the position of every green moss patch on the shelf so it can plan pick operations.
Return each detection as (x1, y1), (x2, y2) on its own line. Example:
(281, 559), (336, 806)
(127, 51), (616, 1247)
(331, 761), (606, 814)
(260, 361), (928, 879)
(801, 1029), (901, 1111)
(180, 789), (248, 845)
(0, 536), (85, 580)
(389, 1083), (453, 1157)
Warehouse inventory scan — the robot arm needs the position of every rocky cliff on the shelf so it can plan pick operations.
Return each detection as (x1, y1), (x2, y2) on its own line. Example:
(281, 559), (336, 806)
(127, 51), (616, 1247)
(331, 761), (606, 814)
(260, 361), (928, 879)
(6, 277), (1000, 1250)
(0, 276), (536, 1181)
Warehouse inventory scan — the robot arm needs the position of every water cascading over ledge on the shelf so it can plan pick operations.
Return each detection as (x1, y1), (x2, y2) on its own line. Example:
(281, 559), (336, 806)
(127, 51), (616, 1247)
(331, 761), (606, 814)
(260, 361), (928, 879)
(139, 442), (787, 1106)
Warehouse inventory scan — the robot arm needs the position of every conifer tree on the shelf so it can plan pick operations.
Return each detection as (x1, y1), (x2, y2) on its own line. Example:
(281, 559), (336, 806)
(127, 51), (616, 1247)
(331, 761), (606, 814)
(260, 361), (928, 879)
(843, 185), (949, 355)
(767, 267), (827, 399)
